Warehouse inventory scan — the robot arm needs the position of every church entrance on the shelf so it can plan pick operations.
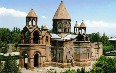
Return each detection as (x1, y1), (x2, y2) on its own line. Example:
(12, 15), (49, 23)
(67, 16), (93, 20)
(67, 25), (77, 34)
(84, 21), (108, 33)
(22, 51), (28, 69)
(34, 53), (39, 67)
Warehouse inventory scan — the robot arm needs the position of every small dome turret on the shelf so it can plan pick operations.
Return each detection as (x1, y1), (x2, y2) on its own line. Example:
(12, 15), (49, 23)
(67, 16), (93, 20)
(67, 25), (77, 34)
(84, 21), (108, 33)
(80, 20), (86, 28)
(74, 21), (80, 28)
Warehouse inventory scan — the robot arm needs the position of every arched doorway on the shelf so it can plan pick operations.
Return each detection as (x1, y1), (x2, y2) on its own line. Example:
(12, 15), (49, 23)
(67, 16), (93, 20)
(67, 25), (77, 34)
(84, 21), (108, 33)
(34, 53), (39, 67)
(33, 31), (39, 44)
(22, 51), (28, 68)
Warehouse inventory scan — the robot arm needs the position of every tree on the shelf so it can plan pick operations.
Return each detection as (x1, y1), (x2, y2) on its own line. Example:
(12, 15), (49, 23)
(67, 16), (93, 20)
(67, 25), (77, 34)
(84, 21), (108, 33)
(89, 32), (101, 42)
(103, 45), (113, 52)
(0, 27), (21, 44)
(90, 56), (116, 73)
(1, 55), (20, 73)
(0, 56), (3, 73)
(1, 43), (8, 54)
(100, 33), (109, 45)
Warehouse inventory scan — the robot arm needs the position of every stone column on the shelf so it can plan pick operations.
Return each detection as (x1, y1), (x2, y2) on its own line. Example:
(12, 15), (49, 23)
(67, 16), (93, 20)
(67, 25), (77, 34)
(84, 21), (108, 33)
(21, 34), (24, 44)
(48, 37), (50, 45)
(84, 28), (86, 34)
(21, 58), (24, 68)
(30, 33), (33, 44)
(28, 50), (34, 68)
(63, 47), (66, 63)
(81, 29), (82, 34)
(19, 57), (22, 67)
(31, 18), (33, 26)
(29, 58), (34, 68)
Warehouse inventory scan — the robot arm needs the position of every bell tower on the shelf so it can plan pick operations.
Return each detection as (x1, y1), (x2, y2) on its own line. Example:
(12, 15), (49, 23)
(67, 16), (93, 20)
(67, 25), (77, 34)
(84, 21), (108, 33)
(53, 1), (71, 34)
(26, 9), (38, 27)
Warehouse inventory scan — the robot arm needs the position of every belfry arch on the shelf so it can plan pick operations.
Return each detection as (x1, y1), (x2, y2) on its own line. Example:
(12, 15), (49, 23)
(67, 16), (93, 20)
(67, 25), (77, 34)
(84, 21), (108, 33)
(33, 31), (40, 44)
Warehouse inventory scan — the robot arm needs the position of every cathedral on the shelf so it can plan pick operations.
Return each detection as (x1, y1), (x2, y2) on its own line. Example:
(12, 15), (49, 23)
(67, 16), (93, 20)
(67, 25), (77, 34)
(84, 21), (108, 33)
(19, 1), (102, 68)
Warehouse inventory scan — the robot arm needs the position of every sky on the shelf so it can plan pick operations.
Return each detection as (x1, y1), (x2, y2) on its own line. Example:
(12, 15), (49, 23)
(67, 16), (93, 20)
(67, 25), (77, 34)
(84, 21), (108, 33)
(0, 0), (116, 37)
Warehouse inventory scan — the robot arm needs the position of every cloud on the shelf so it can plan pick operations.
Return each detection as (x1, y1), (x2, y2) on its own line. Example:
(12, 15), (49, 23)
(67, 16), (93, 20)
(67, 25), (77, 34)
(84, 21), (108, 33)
(41, 16), (47, 19)
(0, 7), (27, 17)
(83, 20), (116, 28)
(71, 20), (116, 36)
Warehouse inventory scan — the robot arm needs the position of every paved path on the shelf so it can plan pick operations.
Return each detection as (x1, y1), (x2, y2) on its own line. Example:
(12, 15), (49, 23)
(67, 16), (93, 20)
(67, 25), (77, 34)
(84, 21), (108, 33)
(21, 61), (95, 73)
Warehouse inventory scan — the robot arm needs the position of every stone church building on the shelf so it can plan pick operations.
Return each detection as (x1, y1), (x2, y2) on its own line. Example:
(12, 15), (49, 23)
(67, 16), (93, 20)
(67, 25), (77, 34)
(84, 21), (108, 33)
(19, 1), (102, 68)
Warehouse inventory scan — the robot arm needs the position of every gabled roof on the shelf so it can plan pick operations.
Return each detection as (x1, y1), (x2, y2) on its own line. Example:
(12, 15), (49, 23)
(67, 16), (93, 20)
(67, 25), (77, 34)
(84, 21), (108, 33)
(53, 1), (71, 19)
(27, 9), (37, 17)
(21, 25), (40, 34)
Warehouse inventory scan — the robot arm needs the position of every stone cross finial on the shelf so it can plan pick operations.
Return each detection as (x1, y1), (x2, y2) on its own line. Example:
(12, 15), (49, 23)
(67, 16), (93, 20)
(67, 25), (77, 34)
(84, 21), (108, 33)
(76, 21), (77, 24)
(82, 20), (84, 22)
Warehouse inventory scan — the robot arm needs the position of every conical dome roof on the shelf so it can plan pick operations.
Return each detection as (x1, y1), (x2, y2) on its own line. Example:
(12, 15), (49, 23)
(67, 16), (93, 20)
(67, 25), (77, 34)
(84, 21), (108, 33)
(80, 20), (86, 28)
(27, 9), (37, 17)
(74, 21), (80, 27)
(53, 1), (71, 19)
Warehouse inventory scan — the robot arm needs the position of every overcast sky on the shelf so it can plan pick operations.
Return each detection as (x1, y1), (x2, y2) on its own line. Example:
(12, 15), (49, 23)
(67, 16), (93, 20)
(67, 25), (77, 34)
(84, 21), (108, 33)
(0, 0), (116, 37)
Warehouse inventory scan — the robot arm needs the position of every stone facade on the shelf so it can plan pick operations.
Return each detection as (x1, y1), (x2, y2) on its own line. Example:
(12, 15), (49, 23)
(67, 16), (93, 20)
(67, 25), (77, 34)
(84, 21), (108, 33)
(19, 1), (103, 68)
(91, 42), (103, 60)
(19, 9), (51, 68)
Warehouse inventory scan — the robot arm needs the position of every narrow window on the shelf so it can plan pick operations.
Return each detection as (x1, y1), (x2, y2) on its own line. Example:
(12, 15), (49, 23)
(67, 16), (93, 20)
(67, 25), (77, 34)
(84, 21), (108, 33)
(46, 36), (48, 42)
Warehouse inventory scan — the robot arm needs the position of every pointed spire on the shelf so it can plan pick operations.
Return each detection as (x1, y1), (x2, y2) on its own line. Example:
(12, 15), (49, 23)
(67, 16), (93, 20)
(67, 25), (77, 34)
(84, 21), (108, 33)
(53, 1), (71, 19)
(27, 9), (37, 17)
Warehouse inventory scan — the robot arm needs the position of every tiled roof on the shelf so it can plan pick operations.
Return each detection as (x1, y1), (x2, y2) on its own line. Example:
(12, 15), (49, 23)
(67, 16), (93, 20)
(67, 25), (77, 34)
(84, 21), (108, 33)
(50, 33), (61, 39)
(27, 9), (37, 17)
(53, 1), (71, 19)
(80, 21), (86, 28)
(63, 34), (77, 40)
(51, 33), (77, 41)
(58, 33), (68, 38)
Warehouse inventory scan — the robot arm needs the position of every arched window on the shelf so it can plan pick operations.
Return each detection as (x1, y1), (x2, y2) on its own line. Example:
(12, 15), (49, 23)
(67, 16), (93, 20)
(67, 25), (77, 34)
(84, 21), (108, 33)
(29, 21), (31, 26)
(68, 28), (70, 32)
(33, 31), (39, 44)
(64, 28), (66, 32)
(24, 31), (30, 44)
(46, 36), (49, 42)
(88, 53), (89, 59)
(32, 19), (35, 25)
(58, 28), (62, 32)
